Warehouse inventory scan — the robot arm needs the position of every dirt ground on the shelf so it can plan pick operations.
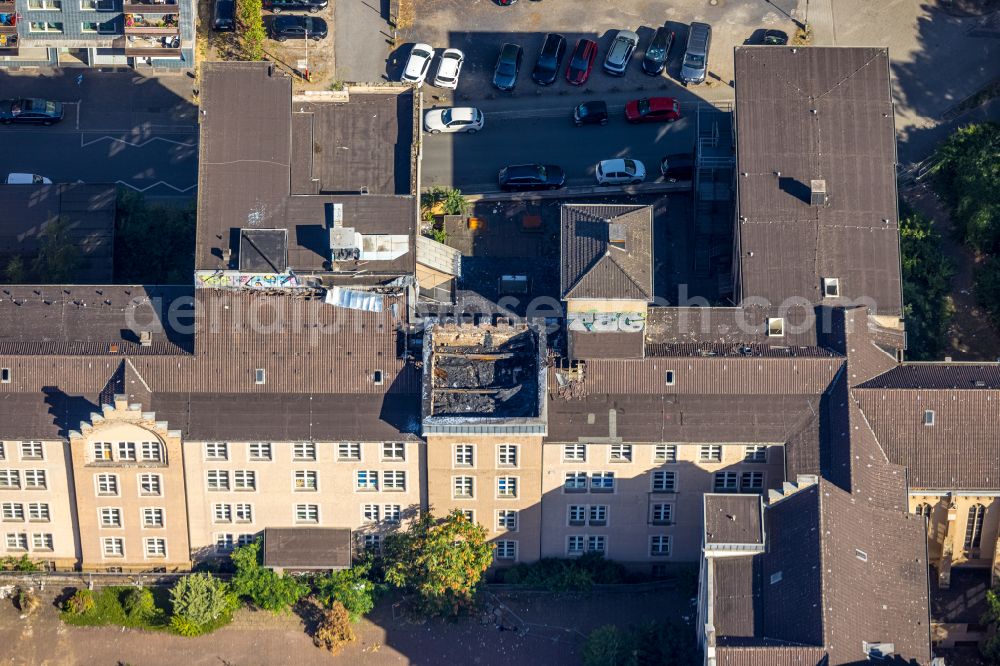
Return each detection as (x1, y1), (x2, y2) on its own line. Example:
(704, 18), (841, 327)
(0, 584), (694, 665)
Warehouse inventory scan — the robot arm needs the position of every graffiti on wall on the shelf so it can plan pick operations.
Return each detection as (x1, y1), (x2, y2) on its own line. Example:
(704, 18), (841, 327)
(567, 312), (646, 333)
(195, 271), (303, 290)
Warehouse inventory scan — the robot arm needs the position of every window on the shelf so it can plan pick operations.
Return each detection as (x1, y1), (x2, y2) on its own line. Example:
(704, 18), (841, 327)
(144, 538), (166, 558)
(494, 540), (517, 561)
(373, 369), (384, 385)
(822, 277), (840, 298)
(234, 470), (256, 491)
(24, 470), (46, 490)
(453, 476), (474, 499)
(714, 472), (738, 492)
(382, 442), (405, 461)
(294, 470), (318, 492)
(254, 368), (266, 385)
(93, 442), (113, 462)
(247, 442), (272, 462)
(30, 21), (64, 32)
(20, 441), (44, 461)
(568, 505), (587, 526)
(384, 504), (401, 523)
(699, 445), (723, 462)
(855, 548), (867, 562)
(363, 534), (381, 554)
(337, 443), (361, 461)
(497, 510), (518, 531)
(914, 503), (932, 518)
(650, 535), (671, 557)
(965, 503), (985, 550)
(5, 533), (27, 550)
(140, 442), (162, 463)
(590, 472), (614, 492)
(99, 508), (122, 528)
(497, 476), (517, 498)
(454, 444), (474, 467)
(356, 470), (378, 492)
(497, 444), (518, 467)
(0, 443), (4, 459)
(216, 534), (234, 553)
(923, 410), (935, 426)
(205, 442), (228, 461)
(234, 503), (252, 523)
(207, 470), (229, 491)
(32, 533), (53, 551)
(29, 0), (62, 6)
(102, 537), (124, 557)
(237, 534), (255, 547)
(609, 444), (632, 463)
(362, 504), (380, 523)
(567, 535), (584, 555)
(27, 503), (48, 522)
(383, 471), (406, 492)
(0, 470), (20, 489)
(652, 471), (676, 492)
(0, 368), (8, 384)
(563, 444), (587, 462)
(651, 503), (673, 525)
(770, 571), (783, 585)
(96, 474), (118, 496)
(653, 444), (677, 463)
(587, 535), (606, 554)
(142, 508), (164, 528)
(766, 318), (785, 337)
(2, 503), (24, 521)
(589, 505), (607, 526)
(665, 370), (675, 386)
(740, 472), (764, 492)
(461, 510), (475, 524)
(117, 442), (136, 462)
(138, 473), (161, 496)
(293, 442), (316, 461)
(214, 504), (232, 523)
(744, 445), (767, 462)
(565, 472), (588, 492)
(295, 504), (319, 524)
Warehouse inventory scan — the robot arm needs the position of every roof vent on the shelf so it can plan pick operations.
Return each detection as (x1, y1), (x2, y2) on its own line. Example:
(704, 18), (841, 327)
(140, 331), (152, 347)
(109, 343), (119, 354)
(862, 642), (895, 661)
(608, 223), (627, 251)
(810, 179), (827, 206)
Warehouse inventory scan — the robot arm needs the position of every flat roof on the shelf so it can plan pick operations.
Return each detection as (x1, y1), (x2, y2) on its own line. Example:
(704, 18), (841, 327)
(263, 527), (351, 569)
(704, 494), (763, 546)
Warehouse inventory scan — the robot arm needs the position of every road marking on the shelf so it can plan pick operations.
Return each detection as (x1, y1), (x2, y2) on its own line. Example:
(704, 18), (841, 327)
(116, 180), (197, 193)
(80, 133), (197, 148)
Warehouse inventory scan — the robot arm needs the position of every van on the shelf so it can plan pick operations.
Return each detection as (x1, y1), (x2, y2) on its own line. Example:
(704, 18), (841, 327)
(212, 0), (235, 31)
(680, 22), (711, 84)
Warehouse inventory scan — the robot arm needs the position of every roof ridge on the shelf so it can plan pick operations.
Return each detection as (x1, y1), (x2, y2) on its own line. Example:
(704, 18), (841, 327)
(605, 250), (649, 299)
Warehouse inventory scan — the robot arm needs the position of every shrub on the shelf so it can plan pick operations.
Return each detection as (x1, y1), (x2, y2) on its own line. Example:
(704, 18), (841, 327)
(931, 122), (1000, 253)
(236, 0), (266, 61)
(169, 573), (237, 635)
(312, 601), (355, 654)
(582, 625), (634, 666)
(64, 589), (95, 615)
(313, 561), (375, 621)
(16, 589), (40, 616)
(501, 553), (625, 591)
(582, 621), (697, 666)
(0, 555), (39, 572)
(899, 209), (954, 360)
(122, 587), (156, 623)
(230, 539), (308, 614)
(974, 257), (1000, 328)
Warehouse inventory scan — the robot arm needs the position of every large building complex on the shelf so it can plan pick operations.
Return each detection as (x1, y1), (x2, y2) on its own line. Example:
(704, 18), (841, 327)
(0, 52), (997, 664)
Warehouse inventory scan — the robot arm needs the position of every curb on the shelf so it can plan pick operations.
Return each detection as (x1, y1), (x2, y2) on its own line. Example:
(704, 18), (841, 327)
(463, 180), (693, 202)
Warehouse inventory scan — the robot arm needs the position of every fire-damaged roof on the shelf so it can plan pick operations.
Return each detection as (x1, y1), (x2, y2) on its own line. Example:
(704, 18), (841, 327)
(560, 204), (653, 301)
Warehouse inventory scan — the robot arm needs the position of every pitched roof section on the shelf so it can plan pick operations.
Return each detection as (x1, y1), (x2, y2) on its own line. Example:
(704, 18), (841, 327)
(857, 363), (1000, 389)
(560, 204), (653, 301)
(734, 47), (902, 318)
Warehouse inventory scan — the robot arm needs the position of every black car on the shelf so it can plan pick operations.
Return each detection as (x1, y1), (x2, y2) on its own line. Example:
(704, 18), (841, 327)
(498, 164), (565, 191)
(659, 153), (694, 182)
(0, 98), (64, 126)
(573, 101), (608, 127)
(493, 43), (523, 91)
(212, 0), (235, 31)
(763, 29), (788, 45)
(642, 26), (674, 75)
(270, 15), (327, 40)
(531, 33), (565, 85)
(264, 0), (326, 12)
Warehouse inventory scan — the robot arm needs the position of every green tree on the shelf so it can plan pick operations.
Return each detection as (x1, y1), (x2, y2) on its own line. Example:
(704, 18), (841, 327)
(169, 573), (237, 634)
(899, 211), (954, 360)
(115, 190), (196, 284)
(931, 122), (1000, 253)
(121, 587), (157, 623)
(230, 539), (308, 614)
(313, 560), (375, 621)
(582, 625), (635, 666)
(981, 589), (1000, 662)
(31, 217), (83, 283)
(4, 255), (27, 283)
(442, 188), (472, 216)
(236, 0), (266, 61)
(974, 257), (1000, 329)
(382, 510), (493, 616)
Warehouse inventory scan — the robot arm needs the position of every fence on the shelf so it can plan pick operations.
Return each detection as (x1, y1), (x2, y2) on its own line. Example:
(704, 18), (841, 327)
(0, 570), (233, 591)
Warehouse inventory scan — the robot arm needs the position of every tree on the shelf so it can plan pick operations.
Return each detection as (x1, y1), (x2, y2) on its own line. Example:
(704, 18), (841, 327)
(382, 510), (493, 616)
(122, 587), (157, 623)
(63, 588), (95, 615)
(230, 539), (308, 614)
(981, 589), (1000, 662)
(115, 190), (196, 284)
(169, 573), (236, 635)
(31, 217), (83, 283)
(974, 257), (1000, 329)
(582, 625), (635, 666)
(312, 600), (355, 654)
(236, 0), (266, 61)
(313, 560), (375, 621)
(931, 122), (1000, 253)
(899, 210), (954, 360)
(4, 255), (27, 283)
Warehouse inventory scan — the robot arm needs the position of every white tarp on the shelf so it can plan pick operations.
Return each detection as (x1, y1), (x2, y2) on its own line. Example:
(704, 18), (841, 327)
(324, 286), (384, 312)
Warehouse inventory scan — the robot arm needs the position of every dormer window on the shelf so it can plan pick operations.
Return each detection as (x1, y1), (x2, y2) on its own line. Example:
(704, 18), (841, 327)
(766, 318), (785, 337)
(822, 277), (840, 298)
(665, 370), (675, 386)
(373, 369), (384, 385)
(255, 369), (266, 385)
(923, 410), (935, 426)
(855, 548), (868, 562)
(1, 368), (10, 383)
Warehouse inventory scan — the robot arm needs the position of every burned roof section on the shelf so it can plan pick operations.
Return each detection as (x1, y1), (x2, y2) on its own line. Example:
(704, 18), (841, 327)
(422, 322), (547, 434)
(560, 204), (653, 301)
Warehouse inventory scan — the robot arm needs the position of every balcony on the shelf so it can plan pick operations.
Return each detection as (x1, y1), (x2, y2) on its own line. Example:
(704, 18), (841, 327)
(124, 13), (178, 34)
(124, 33), (180, 57)
(0, 9), (16, 35)
(0, 2), (15, 12)
(123, 0), (176, 12)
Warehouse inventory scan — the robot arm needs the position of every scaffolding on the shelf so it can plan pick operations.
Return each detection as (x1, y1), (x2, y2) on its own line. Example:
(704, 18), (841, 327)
(693, 102), (736, 293)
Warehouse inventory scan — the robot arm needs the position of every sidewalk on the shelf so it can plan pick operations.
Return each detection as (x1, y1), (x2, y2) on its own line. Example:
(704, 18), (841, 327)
(466, 180), (693, 201)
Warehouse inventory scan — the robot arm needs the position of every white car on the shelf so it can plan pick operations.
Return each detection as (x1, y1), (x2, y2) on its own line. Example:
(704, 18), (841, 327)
(424, 107), (484, 134)
(5, 173), (52, 184)
(433, 48), (464, 89)
(595, 158), (646, 186)
(401, 43), (434, 87)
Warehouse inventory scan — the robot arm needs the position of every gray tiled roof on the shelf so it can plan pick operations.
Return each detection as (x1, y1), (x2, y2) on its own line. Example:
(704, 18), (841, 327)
(704, 494), (763, 546)
(560, 204), (653, 301)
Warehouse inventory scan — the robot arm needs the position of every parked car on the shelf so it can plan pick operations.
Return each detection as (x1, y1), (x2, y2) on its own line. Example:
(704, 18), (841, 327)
(680, 22), (711, 84)
(0, 98), (64, 125)
(565, 38), (598, 85)
(424, 107), (484, 134)
(497, 0), (516, 5)
(5, 173), (52, 184)
(264, 0), (326, 12)
(763, 29), (788, 45)
(433, 48), (464, 89)
(212, 0), (235, 31)
(572, 100), (608, 126)
(625, 97), (680, 123)
(531, 33), (566, 85)
(492, 42), (523, 91)
(642, 26), (674, 75)
(603, 29), (638, 76)
(270, 15), (326, 40)
(659, 153), (694, 181)
(498, 164), (565, 191)
(401, 43), (434, 86)
(596, 159), (646, 186)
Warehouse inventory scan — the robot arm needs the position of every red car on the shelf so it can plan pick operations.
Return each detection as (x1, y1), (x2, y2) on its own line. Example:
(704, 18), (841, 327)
(565, 38), (598, 85)
(625, 97), (681, 123)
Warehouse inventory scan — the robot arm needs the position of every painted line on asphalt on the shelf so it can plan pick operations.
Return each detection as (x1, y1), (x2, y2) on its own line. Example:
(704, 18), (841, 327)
(116, 180), (198, 193)
(81, 133), (198, 148)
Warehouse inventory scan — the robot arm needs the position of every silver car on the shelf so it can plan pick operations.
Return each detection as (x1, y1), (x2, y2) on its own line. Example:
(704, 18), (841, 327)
(603, 29), (639, 76)
(680, 22), (711, 84)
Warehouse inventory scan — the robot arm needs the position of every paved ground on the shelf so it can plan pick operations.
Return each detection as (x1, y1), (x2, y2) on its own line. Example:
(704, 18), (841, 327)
(263, 2), (338, 86)
(335, 0), (396, 83)
(0, 70), (199, 194)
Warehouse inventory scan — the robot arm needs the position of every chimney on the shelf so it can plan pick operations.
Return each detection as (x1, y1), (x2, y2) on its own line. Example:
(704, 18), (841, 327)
(608, 222), (627, 251)
(810, 179), (827, 206)
(140, 330), (152, 347)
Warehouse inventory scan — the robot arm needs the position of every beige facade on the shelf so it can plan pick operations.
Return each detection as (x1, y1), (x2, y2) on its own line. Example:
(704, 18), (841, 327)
(910, 492), (1000, 585)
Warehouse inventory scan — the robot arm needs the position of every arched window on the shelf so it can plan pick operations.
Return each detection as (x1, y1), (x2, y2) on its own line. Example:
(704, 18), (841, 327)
(964, 504), (985, 550)
(914, 503), (932, 519)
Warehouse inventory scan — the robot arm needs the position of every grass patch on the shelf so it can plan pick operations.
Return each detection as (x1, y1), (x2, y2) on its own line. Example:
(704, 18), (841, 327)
(61, 587), (172, 631)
